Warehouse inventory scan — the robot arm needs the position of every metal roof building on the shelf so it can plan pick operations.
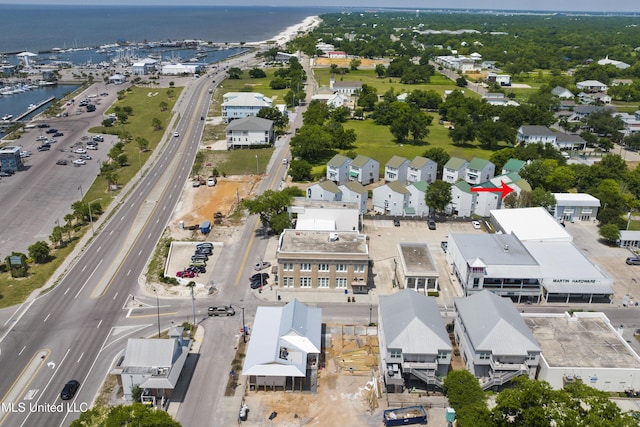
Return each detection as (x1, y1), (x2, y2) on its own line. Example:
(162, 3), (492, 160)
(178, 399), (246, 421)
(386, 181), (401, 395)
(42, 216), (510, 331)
(490, 207), (572, 242)
(242, 300), (321, 391)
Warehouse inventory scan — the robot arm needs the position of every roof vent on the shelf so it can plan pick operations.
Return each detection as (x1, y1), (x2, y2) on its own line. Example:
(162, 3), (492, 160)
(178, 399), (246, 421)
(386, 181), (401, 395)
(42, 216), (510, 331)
(329, 233), (339, 242)
(503, 244), (509, 252)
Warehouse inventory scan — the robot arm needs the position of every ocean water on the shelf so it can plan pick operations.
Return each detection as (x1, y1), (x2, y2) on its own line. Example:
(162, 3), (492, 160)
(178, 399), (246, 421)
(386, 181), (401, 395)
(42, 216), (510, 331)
(0, 5), (334, 54)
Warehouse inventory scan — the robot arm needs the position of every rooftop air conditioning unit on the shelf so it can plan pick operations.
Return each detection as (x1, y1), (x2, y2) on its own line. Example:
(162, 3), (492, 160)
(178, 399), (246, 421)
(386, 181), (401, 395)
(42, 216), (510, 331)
(329, 233), (339, 241)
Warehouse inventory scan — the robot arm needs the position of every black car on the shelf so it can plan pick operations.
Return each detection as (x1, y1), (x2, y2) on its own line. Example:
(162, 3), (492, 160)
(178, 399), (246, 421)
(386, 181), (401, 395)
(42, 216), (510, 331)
(393, 219), (400, 227)
(187, 265), (206, 274)
(45, 128), (58, 134)
(37, 123), (50, 128)
(60, 380), (80, 400)
(250, 273), (269, 282)
(250, 280), (266, 289)
(195, 247), (212, 255)
(191, 254), (209, 261)
(0, 171), (12, 177)
(56, 159), (68, 165)
(53, 132), (64, 137)
(37, 144), (51, 151)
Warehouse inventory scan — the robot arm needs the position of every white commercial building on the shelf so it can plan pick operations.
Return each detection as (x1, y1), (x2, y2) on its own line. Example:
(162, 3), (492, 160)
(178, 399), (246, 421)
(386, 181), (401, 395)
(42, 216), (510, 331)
(525, 312), (640, 393)
(550, 193), (600, 223)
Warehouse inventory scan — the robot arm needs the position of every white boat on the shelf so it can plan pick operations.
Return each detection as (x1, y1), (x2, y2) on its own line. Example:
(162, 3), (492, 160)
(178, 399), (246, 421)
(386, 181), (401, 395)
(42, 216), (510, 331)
(2, 114), (13, 120)
(28, 104), (37, 110)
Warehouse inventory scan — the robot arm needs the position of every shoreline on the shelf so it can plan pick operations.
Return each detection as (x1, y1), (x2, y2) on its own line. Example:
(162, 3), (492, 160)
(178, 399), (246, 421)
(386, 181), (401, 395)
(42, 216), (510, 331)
(249, 15), (322, 47)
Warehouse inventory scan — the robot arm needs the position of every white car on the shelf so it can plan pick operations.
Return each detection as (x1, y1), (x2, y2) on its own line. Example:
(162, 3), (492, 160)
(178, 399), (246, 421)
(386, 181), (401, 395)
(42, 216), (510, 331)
(36, 135), (47, 141)
(173, 132), (179, 137)
(86, 145), (98, 150)
(74, 148), (86, 154)
(72, 159), (86, 165)
(254, 261), (271, 271)
(207, 176), (217, 187)
(471, 220), (481, 229)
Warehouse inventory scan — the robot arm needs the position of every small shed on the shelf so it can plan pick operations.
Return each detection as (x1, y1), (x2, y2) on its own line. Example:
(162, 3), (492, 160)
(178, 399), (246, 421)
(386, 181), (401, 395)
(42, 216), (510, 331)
(200, 220), (211, 234)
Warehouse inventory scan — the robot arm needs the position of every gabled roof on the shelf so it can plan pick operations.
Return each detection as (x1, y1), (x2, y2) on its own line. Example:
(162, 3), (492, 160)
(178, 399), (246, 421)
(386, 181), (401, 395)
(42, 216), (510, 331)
(342, 180), (366, 194)
(242, 300), (321, 378)
(444, 157), (468, 170)
(380, 290), (451, 355)
(518, 125), (556, 136)
(409, 181), (429, 193)
(318, 180), (341, 194)
(455, 291), (540, 356)
(351, 154), (374, 168)
(226, 116), (273, 131)
(123, 339), (180, 368)
(222, 92), (272, 107)
(467, 157), (491, 170)
(386, 180), (410, 194)
(327, 154), (351, 168)
(502, 158), (526, 173)
(386, 155), (409, 169)
(453, 181), (472, 193)
(333, 81), (363, 89)
(410, 156), (431, 169)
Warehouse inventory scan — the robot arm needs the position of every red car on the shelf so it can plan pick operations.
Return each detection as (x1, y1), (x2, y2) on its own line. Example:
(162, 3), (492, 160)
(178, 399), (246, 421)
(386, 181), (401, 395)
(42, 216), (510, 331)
(176, 270), (196, 278)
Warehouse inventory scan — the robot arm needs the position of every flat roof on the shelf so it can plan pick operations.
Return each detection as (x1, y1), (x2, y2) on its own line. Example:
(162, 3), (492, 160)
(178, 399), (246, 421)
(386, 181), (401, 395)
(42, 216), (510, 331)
(399, 242), (437, 276)
(491, 207), (572, 242)
(450, 233), (538, 266)
(552, 193), (601, 207)
(524, 314), (640, 369)
(278, 229), (368, 256)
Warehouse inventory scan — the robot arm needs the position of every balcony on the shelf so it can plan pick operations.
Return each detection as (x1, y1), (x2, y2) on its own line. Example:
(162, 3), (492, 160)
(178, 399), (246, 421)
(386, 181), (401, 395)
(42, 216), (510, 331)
(489, 357), (525, 371)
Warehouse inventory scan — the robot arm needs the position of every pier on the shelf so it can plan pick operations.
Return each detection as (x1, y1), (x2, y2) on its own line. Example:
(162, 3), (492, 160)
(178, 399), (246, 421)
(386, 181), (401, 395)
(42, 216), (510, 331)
(0, 96), (55, 131)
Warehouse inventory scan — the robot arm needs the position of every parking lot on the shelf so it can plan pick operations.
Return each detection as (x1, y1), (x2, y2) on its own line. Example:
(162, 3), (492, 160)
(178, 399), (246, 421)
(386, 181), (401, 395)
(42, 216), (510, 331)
(165, 241), (225, 296)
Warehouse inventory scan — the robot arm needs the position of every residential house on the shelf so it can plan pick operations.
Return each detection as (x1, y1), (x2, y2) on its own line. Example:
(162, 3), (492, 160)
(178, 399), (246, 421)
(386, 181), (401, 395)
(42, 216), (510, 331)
(454, 291), (541, 390)
(326, 154), (352, 185)
(306, 180), (341, 202)
(329, 78), (363, 96)
(597, 56), (630, 70)
(385, 155), (410, 183)
(225, 116), (274, 149)
(612, 79), (633, 86)
(339, 181), (368, 214)
(616, 111), (640, 136)
(469, 181), (501, 217)
(372, 181), (410, 216)
(408, 156), (437, 184)
(447, 181), (475, 217)
(549, 193), (600, 222)
(406, 181), (430, 217)
(327, 51), (347, 59)
(275, 52), (297, 63)
(242, 299), (321, 392)
(114, 327), (191, 402)
(551, 86), (574, 99)
(482, 93), (519, 106)
(501, 158), (526, 175)
(593, 92), (612, 104)
(576, 80), (608, 93)
(572, 105), (604, 120)
(349, 155), (379, 185)
(276, 229), (369, 294)
(221, 92), (273, 123)
(465, 158), (495, 185)
(516, 125), (585, 150)
(310, 93), (349, 109)
(379, 290), (451, 393)
(442, 157), (469, 184)
(486, 73), (511, 86)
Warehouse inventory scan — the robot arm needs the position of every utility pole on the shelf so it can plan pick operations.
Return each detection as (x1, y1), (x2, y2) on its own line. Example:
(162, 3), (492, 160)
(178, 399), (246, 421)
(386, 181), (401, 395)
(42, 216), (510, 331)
(241, 307), (246, 343)
(191, 284), (196, 325)
(154, 290), (161, 338)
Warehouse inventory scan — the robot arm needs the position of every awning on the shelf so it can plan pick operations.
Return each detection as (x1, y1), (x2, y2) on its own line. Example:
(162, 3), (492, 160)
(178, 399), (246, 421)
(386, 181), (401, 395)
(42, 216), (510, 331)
(349, 171), (359, 177)
(543, 282), (614, 295)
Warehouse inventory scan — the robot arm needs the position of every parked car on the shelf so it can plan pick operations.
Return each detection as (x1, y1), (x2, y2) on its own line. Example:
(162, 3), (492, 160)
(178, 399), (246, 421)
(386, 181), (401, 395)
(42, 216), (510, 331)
(393, 218), (400, 227)
(0, 171), (12, 177)
(37, 144), (51, 151)
(195, 249), (212, 257)
(441, 241), (448, 253)
(250, 273), (269, 282)
(45, 128), (58, 134)
(72, 159), (86, 165)
(471, 220), (481, 229)
(53, 132), (64, 137)
(37, 123), (50, 128)
(189, 259), (206, 267)
(92, 135), (104, 142)
(250, 279), (266, 289)
(626, 257), (640, 265)
(60, 380), (80, 400)
(79, 154), (92, 160)
(428, 219), (436, 230)
(36, 135), (47, 141)
(86, 145), (98, 150)
(56, 159), (68, 165)
(254, 261), (271, 271)
(191, 254), (209, 261)
(74, 148), (86, 154)
(208, 306), (235, 317)
(197, 242), (213, 249)
(187, 265), (206, 274)
(176, 270), (196, 278)
(20, 151), (32, 158)
(207, 176), (217, 187)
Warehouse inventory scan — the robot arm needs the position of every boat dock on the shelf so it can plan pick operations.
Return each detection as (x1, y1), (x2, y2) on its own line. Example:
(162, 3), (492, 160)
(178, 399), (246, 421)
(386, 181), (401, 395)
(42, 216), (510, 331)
(0, 97), (55, 130)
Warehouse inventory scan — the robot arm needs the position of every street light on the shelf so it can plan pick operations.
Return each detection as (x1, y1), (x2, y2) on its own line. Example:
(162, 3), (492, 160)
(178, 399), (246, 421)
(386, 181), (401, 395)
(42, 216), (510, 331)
(241, 306), (246, 343)
(154, 290), (161, 338)
(255, 154), (259, 175)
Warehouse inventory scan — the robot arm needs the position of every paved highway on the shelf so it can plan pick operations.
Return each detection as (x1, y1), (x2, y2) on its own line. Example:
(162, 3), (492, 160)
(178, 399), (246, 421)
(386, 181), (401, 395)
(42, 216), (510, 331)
(0, 60), (223, 426)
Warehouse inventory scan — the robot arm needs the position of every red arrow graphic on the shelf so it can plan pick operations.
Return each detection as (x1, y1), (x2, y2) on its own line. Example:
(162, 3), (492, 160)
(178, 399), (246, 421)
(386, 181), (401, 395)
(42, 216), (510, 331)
(470, 180), (514, 200)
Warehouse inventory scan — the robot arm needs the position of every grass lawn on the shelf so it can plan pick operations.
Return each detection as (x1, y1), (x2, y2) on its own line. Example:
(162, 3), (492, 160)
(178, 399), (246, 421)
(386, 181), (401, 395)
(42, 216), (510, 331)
(0, 86), (183, 308)
(198, 148), (274, 176)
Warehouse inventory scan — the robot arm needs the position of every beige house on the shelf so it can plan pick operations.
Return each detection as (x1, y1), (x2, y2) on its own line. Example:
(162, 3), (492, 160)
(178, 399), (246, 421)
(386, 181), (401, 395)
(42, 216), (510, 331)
(276, 229), (370, 294)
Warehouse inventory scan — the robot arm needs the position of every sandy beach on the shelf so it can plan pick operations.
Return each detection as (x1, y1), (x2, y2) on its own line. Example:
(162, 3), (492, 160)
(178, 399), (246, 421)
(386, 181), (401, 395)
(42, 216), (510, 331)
(249, 15), (322, 47)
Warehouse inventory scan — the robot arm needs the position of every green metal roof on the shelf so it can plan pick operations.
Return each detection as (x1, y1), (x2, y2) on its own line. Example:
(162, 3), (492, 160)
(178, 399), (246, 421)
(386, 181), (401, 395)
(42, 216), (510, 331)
(410, 181), (429, 193)
(453, 181), (472, 193)
(468, 157), (490, 171)
(502, 158), (526, 172)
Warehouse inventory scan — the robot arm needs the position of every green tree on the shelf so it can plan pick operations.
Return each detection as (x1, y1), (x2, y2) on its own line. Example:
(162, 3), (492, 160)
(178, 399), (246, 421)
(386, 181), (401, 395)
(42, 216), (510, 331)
(349, 58), (361, 70)
(136, 137), (149, 152)
(257, 106), (287, 130)
(242, 188), (303, 232)
(227, 67), (243, 79)
(50, 225), (64, 247)
(425, 180), (452, 214)
(289, 125), (332, 161)
(289, 159), (312, 181)
(159, 101), (168, 112)
(544, 166), (575, 192)
(455, 76), (468, 87)
(28, 241), (51, 264)
(599, 223), (621, 243)
(374, 63), (386, 77)
(520, 159), (557, 190)
(531, 187), (556, 208)
(151, 117), (162, 131)
(443, 370), (485, 410)
(70, 403), (181, 427)
(249, 68), (267, 78)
